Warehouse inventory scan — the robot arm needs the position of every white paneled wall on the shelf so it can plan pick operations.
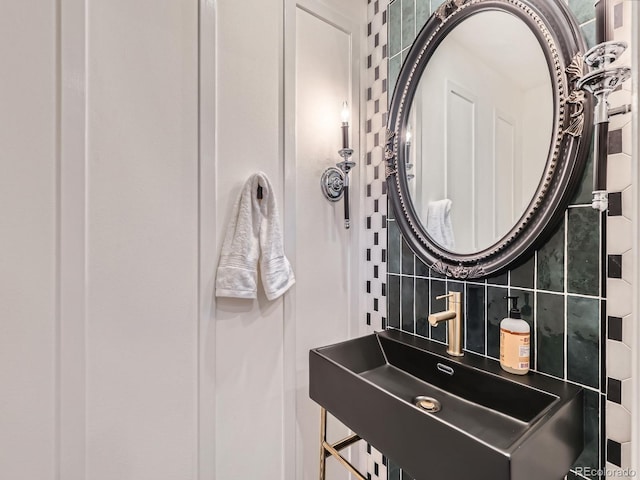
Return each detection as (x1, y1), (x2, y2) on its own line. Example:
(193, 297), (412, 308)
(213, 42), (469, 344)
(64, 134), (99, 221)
(0, 3), (58, 479)
(289, 4), (363, 479)
(85, 1), (200, 479)
(0, 1), (365, 480)
(213, 1), (286, 478)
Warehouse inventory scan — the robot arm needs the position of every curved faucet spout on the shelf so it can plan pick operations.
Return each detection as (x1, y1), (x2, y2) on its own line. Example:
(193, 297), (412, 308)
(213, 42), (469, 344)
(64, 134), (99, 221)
(428, 310), (457, 326)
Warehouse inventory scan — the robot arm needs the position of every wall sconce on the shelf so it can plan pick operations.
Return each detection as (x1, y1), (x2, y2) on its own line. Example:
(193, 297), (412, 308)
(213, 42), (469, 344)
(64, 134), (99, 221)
(577, 40), (631, 211)
(321, 102), (355, 229)
(405, 126), (415, 182)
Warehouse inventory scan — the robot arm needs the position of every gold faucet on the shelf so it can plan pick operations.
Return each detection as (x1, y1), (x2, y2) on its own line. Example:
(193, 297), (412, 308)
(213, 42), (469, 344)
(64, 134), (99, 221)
(428, 292), (464, 357)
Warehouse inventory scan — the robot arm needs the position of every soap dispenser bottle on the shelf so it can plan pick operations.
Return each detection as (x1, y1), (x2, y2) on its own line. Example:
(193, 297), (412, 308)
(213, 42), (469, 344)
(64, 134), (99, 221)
(500, 296), (530, 375)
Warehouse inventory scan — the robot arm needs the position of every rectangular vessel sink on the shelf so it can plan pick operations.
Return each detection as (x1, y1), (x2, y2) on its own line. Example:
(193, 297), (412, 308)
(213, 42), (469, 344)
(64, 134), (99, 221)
(309, 330), (583, 480)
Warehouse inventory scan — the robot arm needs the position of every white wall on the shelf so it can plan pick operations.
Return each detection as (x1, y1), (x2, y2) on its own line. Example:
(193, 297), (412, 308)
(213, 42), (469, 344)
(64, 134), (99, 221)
(213, 1), (363, 478)
(0, 3), (57, 479)
(85, 1), (200, 479)
(288, 4), (363, 479)
(213, 1), (286, 479)
(0, 1), (365, 479)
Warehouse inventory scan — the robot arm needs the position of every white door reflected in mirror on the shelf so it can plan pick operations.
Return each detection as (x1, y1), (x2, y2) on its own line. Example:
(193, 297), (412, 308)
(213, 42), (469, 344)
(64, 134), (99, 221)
(407, 10), (553, 254)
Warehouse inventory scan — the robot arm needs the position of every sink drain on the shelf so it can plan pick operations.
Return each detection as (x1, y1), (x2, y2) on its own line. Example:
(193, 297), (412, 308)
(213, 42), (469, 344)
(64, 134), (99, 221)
(413, 396), (441, 413)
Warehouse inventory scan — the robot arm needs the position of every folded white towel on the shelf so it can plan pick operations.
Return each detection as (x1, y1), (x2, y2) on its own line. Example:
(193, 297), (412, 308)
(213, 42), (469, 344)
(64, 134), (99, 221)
(216, 172), (295, 300)
(426, 199), (455, 250)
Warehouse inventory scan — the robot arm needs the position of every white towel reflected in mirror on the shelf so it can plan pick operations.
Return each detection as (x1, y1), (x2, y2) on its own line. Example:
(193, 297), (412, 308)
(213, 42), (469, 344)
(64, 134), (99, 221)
(426, 199), (455, 250)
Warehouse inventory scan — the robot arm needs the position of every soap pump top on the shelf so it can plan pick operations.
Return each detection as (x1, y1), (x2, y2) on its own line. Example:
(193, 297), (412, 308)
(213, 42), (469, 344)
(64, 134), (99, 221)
(506, 296), (521, 319)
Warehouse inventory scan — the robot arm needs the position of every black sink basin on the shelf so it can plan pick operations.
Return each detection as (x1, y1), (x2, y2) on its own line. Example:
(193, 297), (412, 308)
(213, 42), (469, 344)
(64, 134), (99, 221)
(309, 330), (583, 480)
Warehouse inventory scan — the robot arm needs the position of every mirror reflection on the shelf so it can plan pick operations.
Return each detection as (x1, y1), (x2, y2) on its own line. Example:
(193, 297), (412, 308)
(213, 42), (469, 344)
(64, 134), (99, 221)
(406, 11), (553, 254)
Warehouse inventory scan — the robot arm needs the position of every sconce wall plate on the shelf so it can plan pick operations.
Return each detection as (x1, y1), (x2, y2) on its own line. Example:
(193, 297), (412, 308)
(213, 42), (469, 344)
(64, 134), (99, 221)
(321, 167), (345, 202)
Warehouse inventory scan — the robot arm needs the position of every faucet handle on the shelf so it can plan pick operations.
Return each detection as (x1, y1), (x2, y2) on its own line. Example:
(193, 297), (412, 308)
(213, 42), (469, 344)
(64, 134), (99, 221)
(436, 292), (461, 302)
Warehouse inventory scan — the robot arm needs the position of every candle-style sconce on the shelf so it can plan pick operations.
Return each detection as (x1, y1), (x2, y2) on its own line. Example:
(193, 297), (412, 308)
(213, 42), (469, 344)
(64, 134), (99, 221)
(577, 40), (631, 211)
(405, 126), (415, 182)
(321, 102), (355, 229)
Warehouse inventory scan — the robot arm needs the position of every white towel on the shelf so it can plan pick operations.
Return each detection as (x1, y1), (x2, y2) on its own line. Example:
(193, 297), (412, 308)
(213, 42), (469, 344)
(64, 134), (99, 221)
(426, 199), (455, 250)
(216, 172), (295, 300)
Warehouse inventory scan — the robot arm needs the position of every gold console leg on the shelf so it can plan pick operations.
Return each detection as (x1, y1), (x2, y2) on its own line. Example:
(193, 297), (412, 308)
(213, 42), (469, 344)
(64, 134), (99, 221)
(318, 407), (367, 480)
(319, 408), (327, 480)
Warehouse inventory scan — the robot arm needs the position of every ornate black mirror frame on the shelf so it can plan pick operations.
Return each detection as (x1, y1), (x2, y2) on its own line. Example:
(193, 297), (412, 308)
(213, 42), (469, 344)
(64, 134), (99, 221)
(386, 0), (593, 279)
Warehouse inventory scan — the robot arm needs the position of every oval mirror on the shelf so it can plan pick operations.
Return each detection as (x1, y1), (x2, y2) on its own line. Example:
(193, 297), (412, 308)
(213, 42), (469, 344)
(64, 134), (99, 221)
(387, 0), (593, 279)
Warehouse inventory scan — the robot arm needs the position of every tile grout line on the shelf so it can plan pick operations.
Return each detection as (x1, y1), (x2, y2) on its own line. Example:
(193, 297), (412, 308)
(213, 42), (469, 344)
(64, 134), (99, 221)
(464, 281), (468, 351)
(412, 255), (416, 334)
(484, 279), (488, 356)
(564, 210), (569, 381)
(534, 250), (539, 372)
(387, 273), (603, 299)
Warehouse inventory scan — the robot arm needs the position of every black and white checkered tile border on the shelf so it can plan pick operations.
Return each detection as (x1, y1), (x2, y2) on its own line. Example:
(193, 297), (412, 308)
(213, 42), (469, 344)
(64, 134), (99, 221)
(363, 0), (389, 477)
(603, 1), (634, 475)
(364, 0), (389, 338)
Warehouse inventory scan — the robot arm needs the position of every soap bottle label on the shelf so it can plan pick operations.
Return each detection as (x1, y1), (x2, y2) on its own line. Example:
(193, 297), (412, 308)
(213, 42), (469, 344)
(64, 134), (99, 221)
(500, 329), (530, 370)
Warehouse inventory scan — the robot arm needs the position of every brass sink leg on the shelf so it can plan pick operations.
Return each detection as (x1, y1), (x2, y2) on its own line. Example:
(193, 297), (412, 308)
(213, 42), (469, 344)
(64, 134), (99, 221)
(319, 408), (327, 480)
(318, 407), (367, 480)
